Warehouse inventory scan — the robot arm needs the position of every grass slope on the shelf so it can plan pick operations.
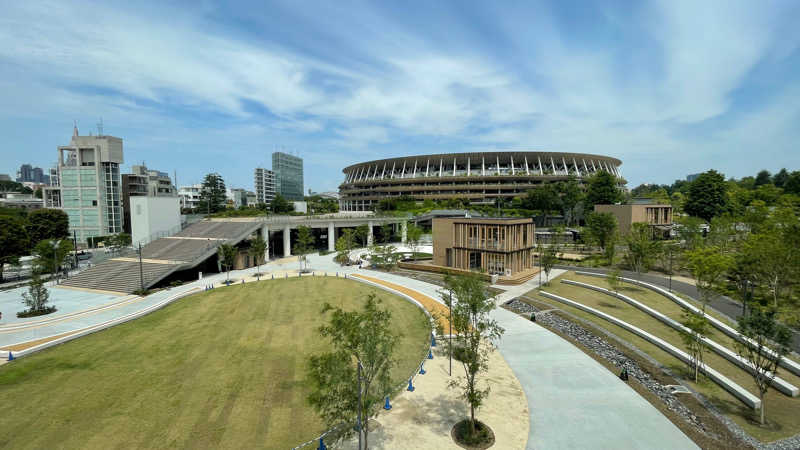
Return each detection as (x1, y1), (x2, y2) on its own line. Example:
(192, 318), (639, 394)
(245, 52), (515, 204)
(0, 277), (431, 449)
(528, 272), (800, 443)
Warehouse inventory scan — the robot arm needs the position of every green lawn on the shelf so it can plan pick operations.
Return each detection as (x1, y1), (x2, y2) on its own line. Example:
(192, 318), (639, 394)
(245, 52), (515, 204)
(528, 272), (800, 443)
(0, 277), (431, 449)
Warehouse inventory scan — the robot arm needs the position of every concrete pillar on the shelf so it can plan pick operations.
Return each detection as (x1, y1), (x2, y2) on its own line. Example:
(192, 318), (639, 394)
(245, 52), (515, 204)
(367, 221), (374, 246)
(283, 226), (291, 257)
(261, 225), (270, 260)
(401, 221), (408, 244)
(328, 222), (335, 252)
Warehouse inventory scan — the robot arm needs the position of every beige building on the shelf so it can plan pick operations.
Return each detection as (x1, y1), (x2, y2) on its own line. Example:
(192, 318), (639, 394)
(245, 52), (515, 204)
(433, 217), (535, 276)
(593, 204), (673, 236)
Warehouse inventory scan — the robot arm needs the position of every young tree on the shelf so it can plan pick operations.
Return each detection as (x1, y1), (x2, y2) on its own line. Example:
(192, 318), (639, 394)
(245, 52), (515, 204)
(20, 272), (53, 315)
(217, 243), (237, 283)
(248, 234), (267, 278)
(405, 223), (423, 261)
(270, 193), (294, 214)
(606, 268), (622, 293)
(735, 308), (792, 425)
(307, 294), (400, 450)
(0, 216), (29, 282)
(33, 239), (74, 280)
(355, 224), (370, 247)
(584, 212), (617, 263)
(680, 312), (710, 383)
(538, 243), (558, 285)
(335, 228), (355, 265)
(106, 233), (132, 253)
(26, 208), (69, 245)
(198, 173), (227, 214)
(380, 223), (394, 244)
(295, 225), (316, 271)
(369, 244), (399, 270)
(585, 170), (623, 208)
(659, 243), (679, 292)
(624, 223), (662, 278)
(442, 273), (505, 439)
(686, 246), (732, 313)
(684, 170), (728, 221)
(675, 216), (705, 250)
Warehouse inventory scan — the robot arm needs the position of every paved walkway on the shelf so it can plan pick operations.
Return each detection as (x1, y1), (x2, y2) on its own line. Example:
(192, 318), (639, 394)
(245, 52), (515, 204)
(2, 250), (698, 449)
(347, 268), (697, 449)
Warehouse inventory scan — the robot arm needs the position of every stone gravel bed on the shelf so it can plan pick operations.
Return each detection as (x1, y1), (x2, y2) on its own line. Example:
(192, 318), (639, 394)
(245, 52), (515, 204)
(504, 298), (800, 450)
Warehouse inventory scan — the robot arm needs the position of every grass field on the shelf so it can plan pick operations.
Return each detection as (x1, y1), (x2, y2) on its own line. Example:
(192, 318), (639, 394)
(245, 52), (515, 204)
(0, 277), (431, 449)
(527, 272), (800, 443)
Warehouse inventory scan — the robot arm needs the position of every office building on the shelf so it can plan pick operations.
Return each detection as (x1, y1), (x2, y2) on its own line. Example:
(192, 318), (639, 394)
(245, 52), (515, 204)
(16, 163), (49, 185)
(120, 165), (176, 234)
(433, 217), (536, 276)
(340, 151), (622, 211)
(272, 152), (304, 201)
(0, 174), (11, 182)
(132, 165), (175, 196)
(0, 192), (44, 210)
(43, 126), (124, 243)
(254, 167), (276, 205)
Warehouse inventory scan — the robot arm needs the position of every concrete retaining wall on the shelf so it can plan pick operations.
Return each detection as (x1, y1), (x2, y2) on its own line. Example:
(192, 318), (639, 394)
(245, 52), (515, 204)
(575, 271), (800, 378)
(539, 290), (761, 409)
(562, 279), (798, 397)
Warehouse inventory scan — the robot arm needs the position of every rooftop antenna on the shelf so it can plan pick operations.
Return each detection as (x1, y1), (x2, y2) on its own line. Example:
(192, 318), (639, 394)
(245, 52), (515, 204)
(97, 117), (104, 136)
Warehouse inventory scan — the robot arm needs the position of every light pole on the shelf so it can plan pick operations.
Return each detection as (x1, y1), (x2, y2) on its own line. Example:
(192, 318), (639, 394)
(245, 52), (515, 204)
(73, 230), (79, 270)
(449, 290), (453, 377)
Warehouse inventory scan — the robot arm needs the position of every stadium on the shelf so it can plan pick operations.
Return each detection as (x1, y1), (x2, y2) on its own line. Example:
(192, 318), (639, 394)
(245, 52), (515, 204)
(339, 151), (623, 211)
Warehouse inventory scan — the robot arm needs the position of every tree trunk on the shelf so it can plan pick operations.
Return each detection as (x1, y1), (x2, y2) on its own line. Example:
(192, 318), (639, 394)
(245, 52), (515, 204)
(470, 402), (476, 436)
(364, 419), (369, 450)
(760, 393), (765, 425)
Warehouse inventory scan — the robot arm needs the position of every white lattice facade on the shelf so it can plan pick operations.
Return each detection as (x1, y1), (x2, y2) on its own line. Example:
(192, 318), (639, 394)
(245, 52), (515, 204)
(339, 151), (622, 211)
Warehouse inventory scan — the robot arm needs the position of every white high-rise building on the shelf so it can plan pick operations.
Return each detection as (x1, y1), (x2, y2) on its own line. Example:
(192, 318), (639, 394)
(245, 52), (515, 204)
(43, 125), (124, 243)
(254, 167), (276, 205)
(178, 184), (202, 210)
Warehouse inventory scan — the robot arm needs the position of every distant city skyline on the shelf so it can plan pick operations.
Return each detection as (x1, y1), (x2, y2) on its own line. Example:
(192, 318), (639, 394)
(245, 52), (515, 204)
(1, 1), (799, 192)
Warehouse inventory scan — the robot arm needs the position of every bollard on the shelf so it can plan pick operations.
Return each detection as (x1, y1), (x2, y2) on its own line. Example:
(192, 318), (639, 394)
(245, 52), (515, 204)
(419, 362), (426, 375)
(317, 437), (327, 450)
(427, 349), (434, 359)
(407, 377), (415, 392)
(431, 333), (437, 347)
(383, 395), (392, 410)
(8, 351), (14, 361)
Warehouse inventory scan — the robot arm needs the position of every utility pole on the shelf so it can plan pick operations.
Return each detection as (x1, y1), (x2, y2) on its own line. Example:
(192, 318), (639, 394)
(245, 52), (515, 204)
(138, 242), (144, 293)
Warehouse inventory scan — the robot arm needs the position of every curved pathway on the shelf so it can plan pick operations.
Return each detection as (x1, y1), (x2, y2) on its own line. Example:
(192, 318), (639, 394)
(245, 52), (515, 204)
(346, 268), (697, 449)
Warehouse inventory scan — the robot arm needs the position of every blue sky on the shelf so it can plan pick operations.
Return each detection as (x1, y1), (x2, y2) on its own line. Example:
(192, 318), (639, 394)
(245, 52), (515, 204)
(1, 0), (799, 192)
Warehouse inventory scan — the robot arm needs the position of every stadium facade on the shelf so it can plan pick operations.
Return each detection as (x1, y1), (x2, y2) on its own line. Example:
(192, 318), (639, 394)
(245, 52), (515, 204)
(339, 151), (622, 211)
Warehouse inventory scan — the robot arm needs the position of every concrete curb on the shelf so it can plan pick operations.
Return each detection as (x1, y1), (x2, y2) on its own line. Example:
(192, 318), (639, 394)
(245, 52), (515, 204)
(562, 279), (798, 397)
(2, 287), (201, 360)
(576, 271), (800, 378)
(539, 290), (761, 409)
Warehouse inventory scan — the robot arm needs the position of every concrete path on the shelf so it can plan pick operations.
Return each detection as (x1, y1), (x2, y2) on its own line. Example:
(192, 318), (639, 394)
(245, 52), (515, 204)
(351, 267), (697, 449)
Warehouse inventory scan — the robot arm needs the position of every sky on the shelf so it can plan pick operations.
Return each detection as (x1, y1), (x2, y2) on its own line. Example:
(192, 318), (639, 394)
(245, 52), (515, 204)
(1, 0), (799, 192)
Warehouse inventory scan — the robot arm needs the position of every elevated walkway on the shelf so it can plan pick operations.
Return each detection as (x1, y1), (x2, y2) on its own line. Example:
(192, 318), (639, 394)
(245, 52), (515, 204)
(61, 220), (264, 294)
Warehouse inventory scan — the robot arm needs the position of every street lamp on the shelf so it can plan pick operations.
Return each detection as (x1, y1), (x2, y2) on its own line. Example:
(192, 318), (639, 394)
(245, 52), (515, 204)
(449, 290), (453, 377)
(357, 360), (364, 450)
(51, 239), (60, 285)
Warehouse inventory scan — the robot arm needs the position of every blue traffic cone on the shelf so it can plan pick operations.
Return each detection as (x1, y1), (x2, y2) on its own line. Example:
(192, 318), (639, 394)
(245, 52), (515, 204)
(384, 395), (392, 410)
(407, 377), (415, 392)
(431, 333), (437, 347)
(8, 351), (13, 361)
(317, 437), (327, 450)
(428, 349), (434, 359)
(419, 362), (426, 375)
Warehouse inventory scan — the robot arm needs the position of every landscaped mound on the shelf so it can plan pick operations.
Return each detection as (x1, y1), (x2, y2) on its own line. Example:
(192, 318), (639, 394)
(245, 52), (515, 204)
(0, 277), (431, 449)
